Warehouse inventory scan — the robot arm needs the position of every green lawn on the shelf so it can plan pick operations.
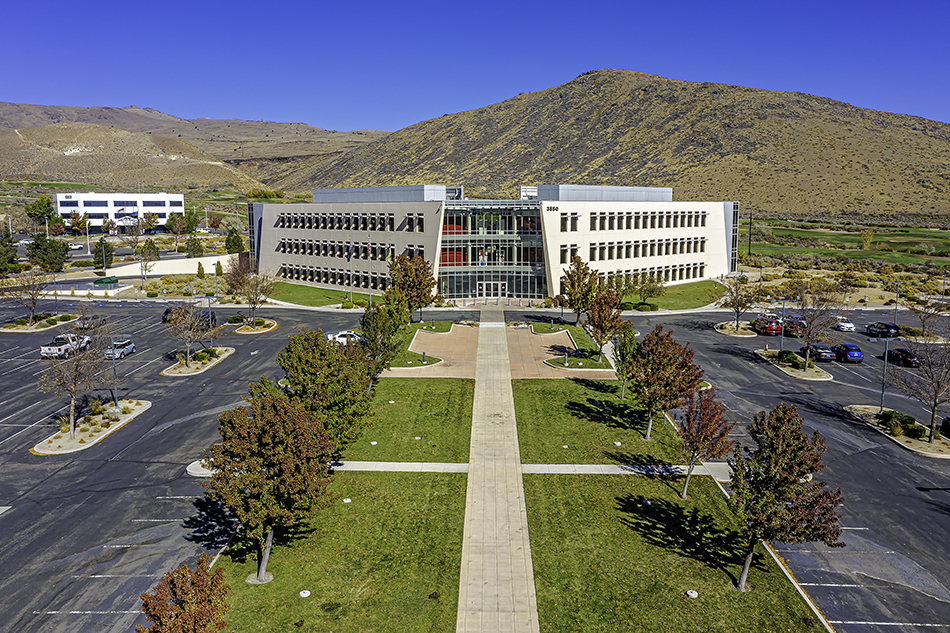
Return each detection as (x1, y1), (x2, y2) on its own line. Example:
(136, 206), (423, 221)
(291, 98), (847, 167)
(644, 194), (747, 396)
(219, 472), (466, 633)
(343, 378), (475, 462)
(525, 475), (818, 633)
(271, 282), (373, 306)
(513, 379), (681, 464)
(543, 324), (613, 370)
(389, 321), (451, 367)
(649, 279), (724, 311)
(749, 243), (947, 266)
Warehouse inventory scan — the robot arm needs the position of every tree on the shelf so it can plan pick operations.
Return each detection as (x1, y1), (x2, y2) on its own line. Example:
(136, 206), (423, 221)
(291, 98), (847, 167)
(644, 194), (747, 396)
(729, 403), (844, 591)
(26, 233), (69, 272)
(276, 328), (373, 454)
(48, 221), (67, 236)
(163, 305), (223, 368)
(141, 238), (161, 284)
(93, 236), (114, 271)
(185, 236), (204, 258)
(121, 217), (145, 262)
(360, 288), (410, 379)
(0, 226), (16, 276)
(677, 388), (735, 498)
(717, 276), (759, 332)
(215, 260), (223, 278)
(38, 321), (106, 439)
(137, 552), (229, 632)
(861, 228), (875, 250)
(224, 227), (244, 254)
(788, 279), (839, 368)
(0, 268), (52, 324)
(562, 255), (600, 324)
(208, 215), (222, 230)
(891, 316), (950, 443)
(224, 253), (250, 294)
(629, 325), (704, 440)
(142, 212), (159, 234)
(204, 380), (335, 583)
(196, 262), (206, 279)
(67, 212), (89, 237)
(102, 218), (117, 236)
(183, 209), (201, 233)
(632, 272), (666, 305)
(242, 271), (277, 325)
(24, 195), (54, 224)
(586, 289), (623, 362)
(387, 255), (436, 318)
(166, 214), (190, 250)
(611, 321), (638, 400)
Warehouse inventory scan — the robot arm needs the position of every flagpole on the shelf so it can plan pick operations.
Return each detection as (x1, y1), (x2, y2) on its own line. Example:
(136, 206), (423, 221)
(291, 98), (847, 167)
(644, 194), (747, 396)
(349, 241), (353, 302)
(368, 229), (372, 307)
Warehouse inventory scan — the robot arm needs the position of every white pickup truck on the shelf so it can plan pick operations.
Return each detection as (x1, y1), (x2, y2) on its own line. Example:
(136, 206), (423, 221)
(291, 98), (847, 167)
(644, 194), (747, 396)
(40, 333), (91, 359)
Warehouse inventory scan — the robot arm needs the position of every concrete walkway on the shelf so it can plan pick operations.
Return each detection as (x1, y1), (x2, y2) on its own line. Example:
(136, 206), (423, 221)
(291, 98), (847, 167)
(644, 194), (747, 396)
(456, 308), (540, 633)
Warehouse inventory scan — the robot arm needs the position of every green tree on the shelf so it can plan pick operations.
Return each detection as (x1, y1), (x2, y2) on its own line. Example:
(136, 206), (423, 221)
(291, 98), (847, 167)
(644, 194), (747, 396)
(184, 209), (202, 233)
(611, 321), (638, 400)
(629, 324), (704, 440)
(215, 260), (223, 277)
(633, 272), (665, 305)
(677, 387), (735, 498)
(717, 276), (759, 331)
(387, 255), (436, 319)
(142, 212), (159, 234)
(93, 236), (114, 270)
(185, 236), (204, 258)
(360, 288), (411, 379)
(203, 381), (335, 584)
(225, 227), (244, 254)
(136, 552), (229, 633)
(586, 289), (623, 362)
(165, 214), (189, 250)
(0, 227), (16, 276)
(730, 403), (843, 592)
(196, 261), (206, 279)
(276, 328), (373, 454)
(562, 255), (600, 325)
(24, 195), (54, 224)
(141, 238), (161, 283)
(26, 233), (69, 272)
(67, 212), (89, 237)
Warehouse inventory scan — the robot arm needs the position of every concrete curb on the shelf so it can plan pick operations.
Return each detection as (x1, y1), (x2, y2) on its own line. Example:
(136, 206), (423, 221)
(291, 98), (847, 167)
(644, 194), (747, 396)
(753, 349), (834, 381)
(844, 405), (950, 460)
(160, 347), (236, 377)
(31, 401), (152, 455)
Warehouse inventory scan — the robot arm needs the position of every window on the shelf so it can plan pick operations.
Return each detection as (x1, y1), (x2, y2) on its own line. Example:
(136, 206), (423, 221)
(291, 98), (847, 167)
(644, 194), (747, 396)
(570, 214), (578, 231)
(560, 213), (568, 232)
(649, 241), (656, 257)
(634, 242), (641, 258)
(700, 238), (706, 252)
(570, 244), (578, 259)
(84, 200), (108, 207)
(599, 214), (606, 231)
(59, 200), (79, 207)
(170, 200), (183, 207)
(625, 213), (632, 230)
(687, 213), (693, 227)
(417, 215), (424, 232)
(607, 243), (615, 260)
(650, 214), (656, 229)
(665, 214), (672, 228)
(407, 216), (415, 232)
(112, 200), (136, 207)
(142, 200), (166, 207)
(608, 214), (615, 230)
(701, 213), (707, 227)
(590, 214), (597, 231)
(590, 245), (597, 260)
(560, 245), (568, 264)
(599, 243), (606, 260)
(625, 242), (632, 258)
(634, 214), (640, 230)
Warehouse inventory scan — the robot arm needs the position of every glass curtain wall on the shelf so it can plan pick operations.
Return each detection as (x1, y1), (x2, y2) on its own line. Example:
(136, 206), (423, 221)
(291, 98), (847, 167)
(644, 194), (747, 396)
(439, 203), (547, 299)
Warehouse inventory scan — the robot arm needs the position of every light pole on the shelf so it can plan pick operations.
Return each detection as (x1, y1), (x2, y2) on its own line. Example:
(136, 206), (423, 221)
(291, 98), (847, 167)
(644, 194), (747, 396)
(886, 281), (910, 325)
(873, 336), (904, 416)
(943, 269), (947, 303)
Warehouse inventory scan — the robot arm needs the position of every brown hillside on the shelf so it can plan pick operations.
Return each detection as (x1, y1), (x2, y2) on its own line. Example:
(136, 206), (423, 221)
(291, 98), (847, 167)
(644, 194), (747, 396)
(290, 69), (950, 224)
(0, 122), (264, 190)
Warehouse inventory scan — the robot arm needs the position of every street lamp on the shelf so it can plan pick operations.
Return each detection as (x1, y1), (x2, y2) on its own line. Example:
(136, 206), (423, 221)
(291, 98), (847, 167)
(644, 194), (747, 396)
(885, 281), (910, 325)
(871, 335), (905, 416)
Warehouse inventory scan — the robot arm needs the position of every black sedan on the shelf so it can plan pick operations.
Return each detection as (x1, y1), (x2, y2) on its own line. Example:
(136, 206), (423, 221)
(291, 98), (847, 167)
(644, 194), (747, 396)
(887, 348), (920, 367)
(866, 322), (901, 338)
(832, 343), (864, 363)
(75, 314), (106, 330)
(801, 344), (836, 362)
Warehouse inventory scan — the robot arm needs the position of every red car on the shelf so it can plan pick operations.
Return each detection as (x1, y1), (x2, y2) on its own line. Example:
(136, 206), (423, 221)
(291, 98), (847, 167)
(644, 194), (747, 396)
(783, 319), (807, 338)
(752, 317), (782, 335)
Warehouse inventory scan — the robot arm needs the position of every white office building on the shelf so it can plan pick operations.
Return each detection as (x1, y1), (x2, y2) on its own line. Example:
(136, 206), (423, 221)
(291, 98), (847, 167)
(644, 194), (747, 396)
(248, 184), (740, 300)
(53, 192), (186, 233)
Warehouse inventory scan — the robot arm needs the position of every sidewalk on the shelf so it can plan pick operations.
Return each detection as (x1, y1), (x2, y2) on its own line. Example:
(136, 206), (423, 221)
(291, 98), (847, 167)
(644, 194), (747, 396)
(456, 308), (540, 633)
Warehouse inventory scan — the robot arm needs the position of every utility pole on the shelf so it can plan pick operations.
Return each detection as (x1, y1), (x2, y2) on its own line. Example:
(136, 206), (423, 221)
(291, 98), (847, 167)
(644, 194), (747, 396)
(747, 208), (753, 257)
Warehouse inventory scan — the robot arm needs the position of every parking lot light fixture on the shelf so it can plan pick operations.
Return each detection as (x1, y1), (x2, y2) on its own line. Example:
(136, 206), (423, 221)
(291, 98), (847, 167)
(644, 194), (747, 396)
(886, 281), (910, 325)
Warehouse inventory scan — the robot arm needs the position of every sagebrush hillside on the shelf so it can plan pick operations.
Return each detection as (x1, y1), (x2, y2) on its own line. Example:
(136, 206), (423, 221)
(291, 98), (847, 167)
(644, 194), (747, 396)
(290, 69), (950, 224)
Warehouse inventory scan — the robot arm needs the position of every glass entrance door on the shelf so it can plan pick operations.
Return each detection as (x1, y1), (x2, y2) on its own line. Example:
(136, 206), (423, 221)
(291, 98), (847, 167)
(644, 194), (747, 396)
(477, 281), (507, 298)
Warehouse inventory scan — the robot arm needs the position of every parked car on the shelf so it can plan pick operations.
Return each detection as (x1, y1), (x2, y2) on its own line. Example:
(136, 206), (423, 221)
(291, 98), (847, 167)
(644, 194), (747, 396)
(832, 343), (864, 363)
(752, 316), (783, 335)
(800, 343), (836, 362)
(327, 330), (365, 345)
(834, 316), (856, 332)
(68, 243), (84, 251)
(105, 339), (135, 359)
(866, 322), (900, 338)
(887, 348), (920, 367)
(162, 306), (217, 329)
(16, 238), (34, 247)
(76, 314), (106, 330)
(40, 333), (91, 359)
(783, 319), (808, 338)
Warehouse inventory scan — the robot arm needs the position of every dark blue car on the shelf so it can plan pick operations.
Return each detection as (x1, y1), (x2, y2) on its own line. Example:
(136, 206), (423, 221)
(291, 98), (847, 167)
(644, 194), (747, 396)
(832, 343), (864, 363)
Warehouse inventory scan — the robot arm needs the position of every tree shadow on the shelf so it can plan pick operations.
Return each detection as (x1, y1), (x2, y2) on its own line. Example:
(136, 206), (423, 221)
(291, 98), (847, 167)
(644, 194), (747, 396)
(565, 397), (640, 431)
(604, 452), (680, 494)
(711, 343), (765, 362)
(673, 318), (719, 332)
(615, 493), (758, 585)
(183, 496), (239, 551)
(569, 378), (619, 396)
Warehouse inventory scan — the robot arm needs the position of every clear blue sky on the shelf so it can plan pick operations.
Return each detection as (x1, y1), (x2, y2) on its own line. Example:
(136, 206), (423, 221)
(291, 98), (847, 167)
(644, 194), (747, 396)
(3, 0), (948, 132)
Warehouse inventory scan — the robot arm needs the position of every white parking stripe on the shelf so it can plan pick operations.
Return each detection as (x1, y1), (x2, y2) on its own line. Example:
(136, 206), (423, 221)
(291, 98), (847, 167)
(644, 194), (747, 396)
(0, 404), (69, 446)
(0, 400), (45, 425)
(799, 582), (864, 587)
(124, 357), (163, 377)
(34, 610), (140, 615)
(832, 362), (873, 382)
(827, 621), (950, 627)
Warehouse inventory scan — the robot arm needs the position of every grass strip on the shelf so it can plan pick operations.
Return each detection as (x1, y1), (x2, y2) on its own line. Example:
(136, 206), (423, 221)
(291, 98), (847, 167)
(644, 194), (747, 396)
(524, 474), (819, 632)
(271, 282), (372, 307)
(513, 378), (681, 464)
(389, 322), (450, 367)
(344, 378), (475, 462)
(220, 471), (465, 633)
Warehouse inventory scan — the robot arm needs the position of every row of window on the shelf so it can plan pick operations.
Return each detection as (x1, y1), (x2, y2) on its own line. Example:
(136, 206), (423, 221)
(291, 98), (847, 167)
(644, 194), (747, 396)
(442, 212), (542, 236)
(558, 263), (706, 294)
(558, 237), (706, 263)
(280, 264), (390, 291)
(277, 239), (424, 261)
(276, 212), (425, 233)
(59, 200), (182, 208)
(560, 210), (708, 232)
(58, 212), (173, 220)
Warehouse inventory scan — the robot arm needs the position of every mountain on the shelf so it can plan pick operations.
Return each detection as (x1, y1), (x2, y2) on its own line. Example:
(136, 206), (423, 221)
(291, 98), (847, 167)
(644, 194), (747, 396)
(289, 69), (950, 224)
(0, 122), (263, 190)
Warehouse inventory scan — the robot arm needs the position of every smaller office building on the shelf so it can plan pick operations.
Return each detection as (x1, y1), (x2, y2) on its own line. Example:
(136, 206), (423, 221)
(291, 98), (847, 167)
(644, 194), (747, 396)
(53, 192), (186, 233)
(248, 184), (739, 300)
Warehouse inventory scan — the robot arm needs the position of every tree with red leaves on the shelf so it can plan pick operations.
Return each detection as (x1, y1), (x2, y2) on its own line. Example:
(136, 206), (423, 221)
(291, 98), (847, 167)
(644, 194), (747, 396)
(678, 387), (735, 499)
(203, 379), (335, 584)
(729, 403), (843, 592)
(136, 552), (229, 632)
(629, 325), (704, 440)
(586, 289), (624, 362)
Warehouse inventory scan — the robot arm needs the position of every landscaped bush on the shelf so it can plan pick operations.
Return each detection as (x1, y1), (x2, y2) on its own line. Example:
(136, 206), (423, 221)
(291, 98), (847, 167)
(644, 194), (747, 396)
(899, 325), (923, 337)
(59, 314), (70, 322)
(146, 291), (159, 297)
(882, 410), (922, 438)
(228, 315), (244, 324)
(254, 319), (265, 327)
(69, 260), (96, 268)
(341, 300), (354, 309)
(90, 400), (104, 415)
(182, 290), (193, 296)
(14, 319), (27, 326)
(354, 299), (368, 308)
(45, 318), (58, 326)
(121, 405), (131, 415)
(193, 351), (210, 363)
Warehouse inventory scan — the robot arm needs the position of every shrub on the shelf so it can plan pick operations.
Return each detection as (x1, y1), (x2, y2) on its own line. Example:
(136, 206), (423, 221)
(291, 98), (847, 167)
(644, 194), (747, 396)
(354, 299), (368, 308)
(69, 259), (96, 268)
(59, 315), (71, 322)
(205, 291), (214, 296)
(147, 291), (159, 298)
(79, 426), (90, 433)
(102, 420), (111, 429)
(341, 300), (354, 309)
(110, 415), (120, 422)
(228, 315), (244, 324)
(121, 405), (131, 415)
(78, 438), (85, 444)
(46, 318), (58, 326)
(14, 319), (27, 326)
(135, 401), (142, 406)
(906, 425), (927, 440)
(83, 415), (91, 423)
(255, 319), (265, 327)
(92, 424), (102, 434)
(182, 291), (193, 297)
(207, 347), (219, 358)
(59, 422), (69, 433)
(900, 325), (923, 337)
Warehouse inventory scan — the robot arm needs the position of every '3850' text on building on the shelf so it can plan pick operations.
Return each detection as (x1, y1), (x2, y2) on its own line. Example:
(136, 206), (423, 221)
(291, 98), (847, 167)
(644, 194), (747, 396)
(248, 184), (740, 300)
